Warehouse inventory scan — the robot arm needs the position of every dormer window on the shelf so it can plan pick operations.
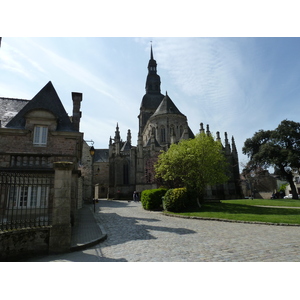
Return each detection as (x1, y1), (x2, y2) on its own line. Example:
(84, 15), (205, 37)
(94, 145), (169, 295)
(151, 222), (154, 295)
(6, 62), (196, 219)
(33, 125), (48, 146)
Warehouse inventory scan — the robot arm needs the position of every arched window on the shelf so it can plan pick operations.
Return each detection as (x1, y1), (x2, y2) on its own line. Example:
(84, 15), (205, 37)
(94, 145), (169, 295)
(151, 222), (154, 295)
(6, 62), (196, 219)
(161, 126), (166, 143)
(179, 125), (183, 137)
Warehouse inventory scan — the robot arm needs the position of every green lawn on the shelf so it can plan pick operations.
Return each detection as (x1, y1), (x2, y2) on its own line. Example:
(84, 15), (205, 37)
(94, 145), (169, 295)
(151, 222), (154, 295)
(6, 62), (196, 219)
(164, 199), (300, 224)
(222, 198), (300, 207)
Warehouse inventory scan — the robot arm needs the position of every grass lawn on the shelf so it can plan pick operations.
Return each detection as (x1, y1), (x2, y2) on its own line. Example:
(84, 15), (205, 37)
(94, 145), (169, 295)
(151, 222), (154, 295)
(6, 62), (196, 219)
(164, 199), (300, 224)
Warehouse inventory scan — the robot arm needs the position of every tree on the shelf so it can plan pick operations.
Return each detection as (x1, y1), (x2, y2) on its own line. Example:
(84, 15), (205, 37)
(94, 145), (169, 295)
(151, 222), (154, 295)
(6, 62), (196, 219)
(154, 133), (229, 206)
(241, 163), (277, 198)
(243, 120), (300, 199)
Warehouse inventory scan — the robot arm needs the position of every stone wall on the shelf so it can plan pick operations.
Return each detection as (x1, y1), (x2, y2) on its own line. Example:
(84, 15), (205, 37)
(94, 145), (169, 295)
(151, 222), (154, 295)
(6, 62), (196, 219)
(0, 161), (74, 260)
(0, 227), (50, 261)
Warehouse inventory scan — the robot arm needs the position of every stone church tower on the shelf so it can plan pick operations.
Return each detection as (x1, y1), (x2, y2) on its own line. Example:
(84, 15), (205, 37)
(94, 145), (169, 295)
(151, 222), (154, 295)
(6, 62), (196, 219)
(107, 46), (241, 200)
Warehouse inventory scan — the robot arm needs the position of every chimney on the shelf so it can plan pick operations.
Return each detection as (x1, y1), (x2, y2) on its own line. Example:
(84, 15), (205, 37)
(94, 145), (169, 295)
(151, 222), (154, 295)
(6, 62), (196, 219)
(71, 92), (82, 131)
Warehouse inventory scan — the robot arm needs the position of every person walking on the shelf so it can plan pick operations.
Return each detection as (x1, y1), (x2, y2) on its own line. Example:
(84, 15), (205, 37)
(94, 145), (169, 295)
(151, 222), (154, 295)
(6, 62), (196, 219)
(133, 191), (139, 202)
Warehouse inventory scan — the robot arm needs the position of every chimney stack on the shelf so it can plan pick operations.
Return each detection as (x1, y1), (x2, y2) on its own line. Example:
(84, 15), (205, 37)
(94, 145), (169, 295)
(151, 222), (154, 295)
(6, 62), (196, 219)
(71, 92), (82, 131)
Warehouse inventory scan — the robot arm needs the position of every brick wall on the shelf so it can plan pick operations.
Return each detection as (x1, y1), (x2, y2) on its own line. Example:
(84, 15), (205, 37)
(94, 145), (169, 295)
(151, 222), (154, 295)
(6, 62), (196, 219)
(0, 128), (82, 169)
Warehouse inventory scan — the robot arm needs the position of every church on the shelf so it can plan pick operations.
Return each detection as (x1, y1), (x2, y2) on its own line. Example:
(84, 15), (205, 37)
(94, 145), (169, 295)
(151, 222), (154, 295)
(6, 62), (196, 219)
(106, 46), (241, 200)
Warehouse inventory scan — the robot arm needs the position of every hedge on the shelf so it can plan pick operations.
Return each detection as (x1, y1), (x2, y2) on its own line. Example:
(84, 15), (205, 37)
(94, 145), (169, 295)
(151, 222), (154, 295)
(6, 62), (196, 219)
(163, 187), (196, 212)
(141, 188), (167, 211)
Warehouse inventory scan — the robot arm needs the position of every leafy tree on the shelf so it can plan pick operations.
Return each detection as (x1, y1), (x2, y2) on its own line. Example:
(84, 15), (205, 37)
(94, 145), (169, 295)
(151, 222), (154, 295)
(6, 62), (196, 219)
(154, 133), (229, 206)
(243, 120), (300, 199)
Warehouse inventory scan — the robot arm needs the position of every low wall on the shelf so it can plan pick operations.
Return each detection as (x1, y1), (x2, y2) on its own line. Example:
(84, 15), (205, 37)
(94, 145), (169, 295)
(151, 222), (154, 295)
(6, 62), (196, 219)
(0, 227), (51, 261)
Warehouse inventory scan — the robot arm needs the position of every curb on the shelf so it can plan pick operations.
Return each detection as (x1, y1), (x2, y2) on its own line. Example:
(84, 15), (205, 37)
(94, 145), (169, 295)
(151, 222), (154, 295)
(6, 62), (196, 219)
(70, 206), (108, 252)
(162, 212), (300, 227)
(70, 233), (107, 252)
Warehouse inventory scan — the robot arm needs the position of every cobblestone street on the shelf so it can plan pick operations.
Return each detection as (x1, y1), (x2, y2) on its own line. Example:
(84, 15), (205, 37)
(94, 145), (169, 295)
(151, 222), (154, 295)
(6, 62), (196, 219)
(94, 200), (300, 262)
(31, 199), (300, 262)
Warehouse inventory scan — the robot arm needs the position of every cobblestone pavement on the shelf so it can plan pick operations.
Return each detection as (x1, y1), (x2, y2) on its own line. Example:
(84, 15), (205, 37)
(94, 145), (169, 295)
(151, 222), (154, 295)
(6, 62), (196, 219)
(31, 199), (300, 262)
(94, 200), (300, 262)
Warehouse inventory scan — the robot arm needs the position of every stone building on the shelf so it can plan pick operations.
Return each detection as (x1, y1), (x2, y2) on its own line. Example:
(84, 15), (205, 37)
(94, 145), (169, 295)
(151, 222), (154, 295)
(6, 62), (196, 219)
(0, 81), (83, 224)
(103, 46), (241, 200)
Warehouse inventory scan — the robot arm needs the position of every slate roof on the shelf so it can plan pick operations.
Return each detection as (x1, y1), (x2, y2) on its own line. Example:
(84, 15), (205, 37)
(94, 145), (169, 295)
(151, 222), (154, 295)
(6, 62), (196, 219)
(94, 149), (109, 163)
(5, 81), (75, 131)
(187, 126), (195, 139)
(0, 98), (29, 127)
(121, 141), (132, 152)
(140, 93), (165, 112)
(151, 92), (185, 117)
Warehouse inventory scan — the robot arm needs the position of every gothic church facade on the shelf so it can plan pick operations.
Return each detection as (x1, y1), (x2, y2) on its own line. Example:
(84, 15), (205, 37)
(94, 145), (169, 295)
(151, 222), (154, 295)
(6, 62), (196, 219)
(108, 46), (241, 200)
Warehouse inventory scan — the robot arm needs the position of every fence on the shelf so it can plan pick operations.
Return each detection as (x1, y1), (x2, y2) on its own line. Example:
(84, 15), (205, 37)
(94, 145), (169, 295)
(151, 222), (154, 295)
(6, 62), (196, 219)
(0, 172), (54, 231)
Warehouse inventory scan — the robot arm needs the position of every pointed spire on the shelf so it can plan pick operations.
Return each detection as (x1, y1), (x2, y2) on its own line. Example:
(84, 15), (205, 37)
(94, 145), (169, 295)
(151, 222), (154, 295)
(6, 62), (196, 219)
(114, 123), (120, 141)
(145, 43), (161, 94)
(216, 131), (221, 142)
(127, 129), (132, 144)
(224, 132), (231, 154)
(206, 124), (210, 136)
(200, 122), (205, 134)
(147, 43), (157, 73)
(150, 41), (154, 60)
(231, 136), (237, 153)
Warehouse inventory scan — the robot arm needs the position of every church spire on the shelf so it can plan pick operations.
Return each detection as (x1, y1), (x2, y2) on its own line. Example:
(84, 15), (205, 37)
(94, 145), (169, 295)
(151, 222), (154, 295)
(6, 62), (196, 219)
(147, 43), (157, 74)
(114, 123), (120, 142)
(145, 43), (161, 94)
(150, 42), (154, 60)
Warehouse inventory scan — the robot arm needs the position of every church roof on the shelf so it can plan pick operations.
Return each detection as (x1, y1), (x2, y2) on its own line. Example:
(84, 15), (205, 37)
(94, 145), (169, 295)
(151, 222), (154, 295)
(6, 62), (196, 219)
(94, 149), (109, 163)
(140, 93), (165, 110)
(121, 140), (132, 152)
(187, 126), (195, 139)
(151, 92), (184, 117)
(6, 81), (75, 131)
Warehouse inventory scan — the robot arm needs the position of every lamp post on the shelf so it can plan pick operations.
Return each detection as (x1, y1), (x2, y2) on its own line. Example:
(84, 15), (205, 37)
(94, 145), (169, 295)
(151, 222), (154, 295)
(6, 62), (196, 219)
(90, 146), (96, 212)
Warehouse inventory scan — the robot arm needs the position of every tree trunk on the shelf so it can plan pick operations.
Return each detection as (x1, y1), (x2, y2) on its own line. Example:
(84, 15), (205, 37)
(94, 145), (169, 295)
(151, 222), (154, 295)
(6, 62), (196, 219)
(196, 197), (201, 208)
(285, 171), (298, 200)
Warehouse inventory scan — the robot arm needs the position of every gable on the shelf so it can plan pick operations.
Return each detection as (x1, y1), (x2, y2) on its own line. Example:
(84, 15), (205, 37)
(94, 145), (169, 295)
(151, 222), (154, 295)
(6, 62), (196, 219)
(6, 81), (75, 131)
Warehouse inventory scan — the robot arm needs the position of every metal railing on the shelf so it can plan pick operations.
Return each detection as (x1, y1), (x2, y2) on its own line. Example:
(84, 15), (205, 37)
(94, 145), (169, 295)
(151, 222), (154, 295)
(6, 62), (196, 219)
(0, 172), (54, 231)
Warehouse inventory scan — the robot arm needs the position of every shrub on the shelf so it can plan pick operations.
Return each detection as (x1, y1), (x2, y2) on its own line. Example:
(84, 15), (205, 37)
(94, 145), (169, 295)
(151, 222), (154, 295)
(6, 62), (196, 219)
(163, 188), (191, 212)
(141, 188), (167, 211)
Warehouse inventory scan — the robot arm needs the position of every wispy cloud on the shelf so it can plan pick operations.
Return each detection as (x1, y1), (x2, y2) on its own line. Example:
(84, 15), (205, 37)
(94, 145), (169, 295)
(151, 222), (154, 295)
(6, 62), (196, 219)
(2, 37), (300, 166)
(0, 42), (46, 79)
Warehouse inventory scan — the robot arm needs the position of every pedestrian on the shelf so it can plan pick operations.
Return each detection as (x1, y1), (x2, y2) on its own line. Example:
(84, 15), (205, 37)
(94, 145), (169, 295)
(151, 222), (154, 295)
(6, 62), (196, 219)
(133, 191), (139, 202)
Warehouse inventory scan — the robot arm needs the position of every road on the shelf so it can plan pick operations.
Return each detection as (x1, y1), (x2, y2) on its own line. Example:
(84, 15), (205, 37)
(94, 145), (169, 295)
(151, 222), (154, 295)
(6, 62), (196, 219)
(30, 199), (300, 262)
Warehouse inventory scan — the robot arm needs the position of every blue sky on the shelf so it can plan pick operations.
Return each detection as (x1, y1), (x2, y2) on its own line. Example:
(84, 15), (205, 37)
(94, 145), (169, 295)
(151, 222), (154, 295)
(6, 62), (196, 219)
(1, 37), (300, 167)
(2, 0), (300, 292)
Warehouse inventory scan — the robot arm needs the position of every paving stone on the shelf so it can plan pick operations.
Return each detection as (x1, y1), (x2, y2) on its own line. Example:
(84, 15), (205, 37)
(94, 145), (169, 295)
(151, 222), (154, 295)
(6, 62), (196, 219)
(94, 200), (300, 262)
(28, 199), (300, 262)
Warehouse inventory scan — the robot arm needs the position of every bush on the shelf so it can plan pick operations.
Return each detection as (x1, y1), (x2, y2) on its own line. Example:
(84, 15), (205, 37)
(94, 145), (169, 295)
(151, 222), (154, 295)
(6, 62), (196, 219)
(141, 188), (167, 211)
(163, 188), (192, 212)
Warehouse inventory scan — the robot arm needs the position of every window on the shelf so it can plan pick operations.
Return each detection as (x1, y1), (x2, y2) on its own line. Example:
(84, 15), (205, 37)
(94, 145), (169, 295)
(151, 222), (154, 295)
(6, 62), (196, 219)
(161, 126), (166, 143)
(8, 185), (49, 208)
(179, 126), (183, 137)
(33, 126), (48, 146)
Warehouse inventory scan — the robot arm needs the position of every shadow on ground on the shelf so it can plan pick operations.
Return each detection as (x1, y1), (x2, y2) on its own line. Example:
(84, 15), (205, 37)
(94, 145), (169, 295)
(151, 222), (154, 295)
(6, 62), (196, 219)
(97, 200), (197, 248)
